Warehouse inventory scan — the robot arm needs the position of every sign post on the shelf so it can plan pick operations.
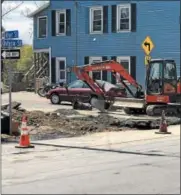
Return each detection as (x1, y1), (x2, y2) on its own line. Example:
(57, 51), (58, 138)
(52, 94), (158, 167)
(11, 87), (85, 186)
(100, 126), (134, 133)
(144, 55), (152, 65)
(1, 30), (22, 135)
(8, 65), (12, 136)
(141, 36), (155, 65)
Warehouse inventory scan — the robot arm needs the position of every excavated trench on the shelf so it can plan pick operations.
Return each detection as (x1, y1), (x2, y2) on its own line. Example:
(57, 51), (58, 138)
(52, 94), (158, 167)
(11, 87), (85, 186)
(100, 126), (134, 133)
(1, 102), (181, 142)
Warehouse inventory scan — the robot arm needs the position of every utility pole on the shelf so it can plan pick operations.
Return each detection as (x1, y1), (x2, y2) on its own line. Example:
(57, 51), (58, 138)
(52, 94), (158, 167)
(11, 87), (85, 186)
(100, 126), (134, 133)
(8, 64), (12, 135)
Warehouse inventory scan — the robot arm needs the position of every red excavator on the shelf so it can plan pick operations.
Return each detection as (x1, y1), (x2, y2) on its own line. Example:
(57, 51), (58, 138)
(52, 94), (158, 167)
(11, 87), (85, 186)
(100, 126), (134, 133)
(73, 59), (181, 116)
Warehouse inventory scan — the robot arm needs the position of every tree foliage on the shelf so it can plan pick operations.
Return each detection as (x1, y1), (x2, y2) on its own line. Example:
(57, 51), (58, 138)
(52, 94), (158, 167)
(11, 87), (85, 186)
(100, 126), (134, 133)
(16, 45), (33, 72)
(3, 45), (33, 72)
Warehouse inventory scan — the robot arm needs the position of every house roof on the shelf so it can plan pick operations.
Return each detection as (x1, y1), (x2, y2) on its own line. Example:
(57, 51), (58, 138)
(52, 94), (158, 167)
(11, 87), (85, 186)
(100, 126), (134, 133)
(27, 2), (50, 17)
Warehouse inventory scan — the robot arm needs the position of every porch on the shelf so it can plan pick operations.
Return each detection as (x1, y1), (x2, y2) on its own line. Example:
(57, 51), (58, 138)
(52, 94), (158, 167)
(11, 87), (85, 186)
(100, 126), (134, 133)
(23, 48), (51, 92)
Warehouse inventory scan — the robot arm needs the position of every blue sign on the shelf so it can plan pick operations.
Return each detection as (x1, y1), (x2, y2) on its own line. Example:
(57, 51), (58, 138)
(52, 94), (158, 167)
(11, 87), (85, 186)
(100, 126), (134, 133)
(1, 39), (23, 48)
(4, 30), (19, 39)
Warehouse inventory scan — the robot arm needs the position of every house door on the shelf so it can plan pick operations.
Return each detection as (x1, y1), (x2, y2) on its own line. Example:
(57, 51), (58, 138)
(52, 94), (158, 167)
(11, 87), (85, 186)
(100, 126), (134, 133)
(56, 57), (66, 83)
(89, 56), (102, 80)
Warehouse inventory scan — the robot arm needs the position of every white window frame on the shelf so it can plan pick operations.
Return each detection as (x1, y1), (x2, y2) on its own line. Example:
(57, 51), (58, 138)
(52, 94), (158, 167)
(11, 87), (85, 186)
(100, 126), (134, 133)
(117, 4), (131, 32)
(37, 16), (48, 39)
(89, 56), (103, 80)
(56, 10), (66, 36)
(56, 57), (66, 83)
(90, 6), (103, 34)
(116, 56), (131, 83)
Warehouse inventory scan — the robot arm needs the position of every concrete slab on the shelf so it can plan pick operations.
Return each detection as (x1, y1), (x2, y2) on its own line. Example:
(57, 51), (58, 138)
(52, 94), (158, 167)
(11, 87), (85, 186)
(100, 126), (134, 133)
(28, 125), (180, 149)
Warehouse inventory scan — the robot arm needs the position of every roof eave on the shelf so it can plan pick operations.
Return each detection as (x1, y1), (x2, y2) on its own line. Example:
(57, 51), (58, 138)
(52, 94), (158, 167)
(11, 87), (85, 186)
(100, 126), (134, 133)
(27, 2), (50, 18)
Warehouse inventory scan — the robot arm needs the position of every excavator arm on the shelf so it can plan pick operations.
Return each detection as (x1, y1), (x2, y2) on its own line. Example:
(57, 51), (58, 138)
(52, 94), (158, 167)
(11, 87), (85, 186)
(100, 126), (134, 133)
(73, 60), (142, 96)
(73, 64), (105, 96)
(72, 60), (144, 112)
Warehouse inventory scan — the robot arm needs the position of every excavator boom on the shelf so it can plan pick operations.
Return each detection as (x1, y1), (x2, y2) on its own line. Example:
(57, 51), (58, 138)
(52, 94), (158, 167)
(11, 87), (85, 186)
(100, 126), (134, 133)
(74, 60), (141, 90)
(73, 60), (143, 111)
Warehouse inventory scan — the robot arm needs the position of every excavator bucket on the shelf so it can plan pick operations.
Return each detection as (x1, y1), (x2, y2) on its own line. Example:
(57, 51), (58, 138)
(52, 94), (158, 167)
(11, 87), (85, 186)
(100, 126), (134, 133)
(90, 97), (106, 112)
(113, 97), (145, 109)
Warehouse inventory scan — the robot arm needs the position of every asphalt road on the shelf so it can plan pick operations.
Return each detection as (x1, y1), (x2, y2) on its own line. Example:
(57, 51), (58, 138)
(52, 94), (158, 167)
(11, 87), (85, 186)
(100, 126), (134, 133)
(1, 92), (72, 112)
(2, 136), (180, 194)
(1, 92), (159, 120)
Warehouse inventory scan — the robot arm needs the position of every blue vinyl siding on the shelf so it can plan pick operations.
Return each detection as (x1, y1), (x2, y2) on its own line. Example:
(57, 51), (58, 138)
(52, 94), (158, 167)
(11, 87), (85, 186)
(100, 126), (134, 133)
(33, 0), (180, 85)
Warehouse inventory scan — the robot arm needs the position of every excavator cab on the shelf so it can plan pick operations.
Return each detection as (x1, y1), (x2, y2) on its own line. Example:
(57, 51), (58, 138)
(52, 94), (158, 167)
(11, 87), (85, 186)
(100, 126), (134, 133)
(146, 59), (178, 95)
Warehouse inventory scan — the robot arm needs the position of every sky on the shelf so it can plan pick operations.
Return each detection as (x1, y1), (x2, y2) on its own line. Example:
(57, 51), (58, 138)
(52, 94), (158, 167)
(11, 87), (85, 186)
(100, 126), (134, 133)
(2, 1), (47, 45)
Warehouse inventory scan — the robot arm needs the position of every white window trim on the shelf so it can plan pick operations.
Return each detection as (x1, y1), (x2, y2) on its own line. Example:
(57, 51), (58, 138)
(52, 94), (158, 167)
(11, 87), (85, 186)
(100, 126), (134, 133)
(116, 56), (131, 83)
(56, 10), (66, 36)
(89, 6), (103, 34)
(56, 57), (66, 83)
(33, 49), (49, 53)
(116, 4), (131, 33)
(37, 16), (48, 39)
(89, 56), (103, 80)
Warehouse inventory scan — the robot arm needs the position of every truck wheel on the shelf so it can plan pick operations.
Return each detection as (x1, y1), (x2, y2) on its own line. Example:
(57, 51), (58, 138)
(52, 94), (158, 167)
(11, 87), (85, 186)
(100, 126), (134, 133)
(50, 93), (60, 104)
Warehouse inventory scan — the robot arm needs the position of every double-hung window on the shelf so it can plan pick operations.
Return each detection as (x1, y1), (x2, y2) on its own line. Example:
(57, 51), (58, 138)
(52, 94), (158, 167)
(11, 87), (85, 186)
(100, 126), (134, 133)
(117, 56), (131, 83)
(37, 16), (47, 38)
(90, 7), (103, 33)
(89, 57), (103, 80)
(56, 10), (66, 35)
(117, 4), (131, 31)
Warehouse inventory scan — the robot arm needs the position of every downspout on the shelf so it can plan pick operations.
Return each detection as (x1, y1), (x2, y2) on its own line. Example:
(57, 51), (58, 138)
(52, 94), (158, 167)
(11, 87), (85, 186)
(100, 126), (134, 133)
(49, 47), (52, 84)
(75, 1), (78, 66)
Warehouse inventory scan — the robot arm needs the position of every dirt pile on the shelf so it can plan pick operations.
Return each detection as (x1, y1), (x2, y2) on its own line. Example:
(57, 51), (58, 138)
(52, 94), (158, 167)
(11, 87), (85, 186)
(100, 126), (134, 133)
(11, 108), (125, 138)
(2, 101), (181, 141)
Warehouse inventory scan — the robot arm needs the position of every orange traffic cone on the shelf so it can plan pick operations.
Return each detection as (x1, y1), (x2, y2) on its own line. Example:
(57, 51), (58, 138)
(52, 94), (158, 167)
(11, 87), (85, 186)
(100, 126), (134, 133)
(155, 110), (171, 134)
(15, 114), (35, 148)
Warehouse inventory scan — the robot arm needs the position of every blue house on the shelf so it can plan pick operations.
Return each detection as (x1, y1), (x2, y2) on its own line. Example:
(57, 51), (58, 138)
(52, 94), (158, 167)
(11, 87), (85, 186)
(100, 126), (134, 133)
(28, 0), (180, 88)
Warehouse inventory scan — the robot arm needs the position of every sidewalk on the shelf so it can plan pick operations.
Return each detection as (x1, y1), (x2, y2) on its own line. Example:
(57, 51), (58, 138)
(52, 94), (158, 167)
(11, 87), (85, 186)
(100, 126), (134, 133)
(31, 125), (180, 149)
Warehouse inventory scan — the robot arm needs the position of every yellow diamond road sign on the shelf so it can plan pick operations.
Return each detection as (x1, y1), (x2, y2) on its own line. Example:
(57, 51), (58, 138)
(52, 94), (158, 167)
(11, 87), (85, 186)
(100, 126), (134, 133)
(142, 36), (155, 55)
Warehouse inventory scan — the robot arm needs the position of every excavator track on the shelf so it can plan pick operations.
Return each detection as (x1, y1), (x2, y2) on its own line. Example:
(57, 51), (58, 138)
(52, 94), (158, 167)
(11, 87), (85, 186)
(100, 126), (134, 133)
(123, 104), (180, 117)
(123, 107), (146, 115)
(146, 105), (179, 116)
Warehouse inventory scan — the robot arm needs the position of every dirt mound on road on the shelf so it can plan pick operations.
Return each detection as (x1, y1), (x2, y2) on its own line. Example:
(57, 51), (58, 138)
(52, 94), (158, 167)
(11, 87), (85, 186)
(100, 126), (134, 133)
(9, 106), (181, 141)
(54, 109), (79, 115)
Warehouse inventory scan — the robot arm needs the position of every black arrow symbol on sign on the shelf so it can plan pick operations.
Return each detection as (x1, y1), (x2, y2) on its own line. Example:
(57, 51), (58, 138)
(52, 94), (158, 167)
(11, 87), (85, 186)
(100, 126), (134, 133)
(144, 42), (150, 51)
